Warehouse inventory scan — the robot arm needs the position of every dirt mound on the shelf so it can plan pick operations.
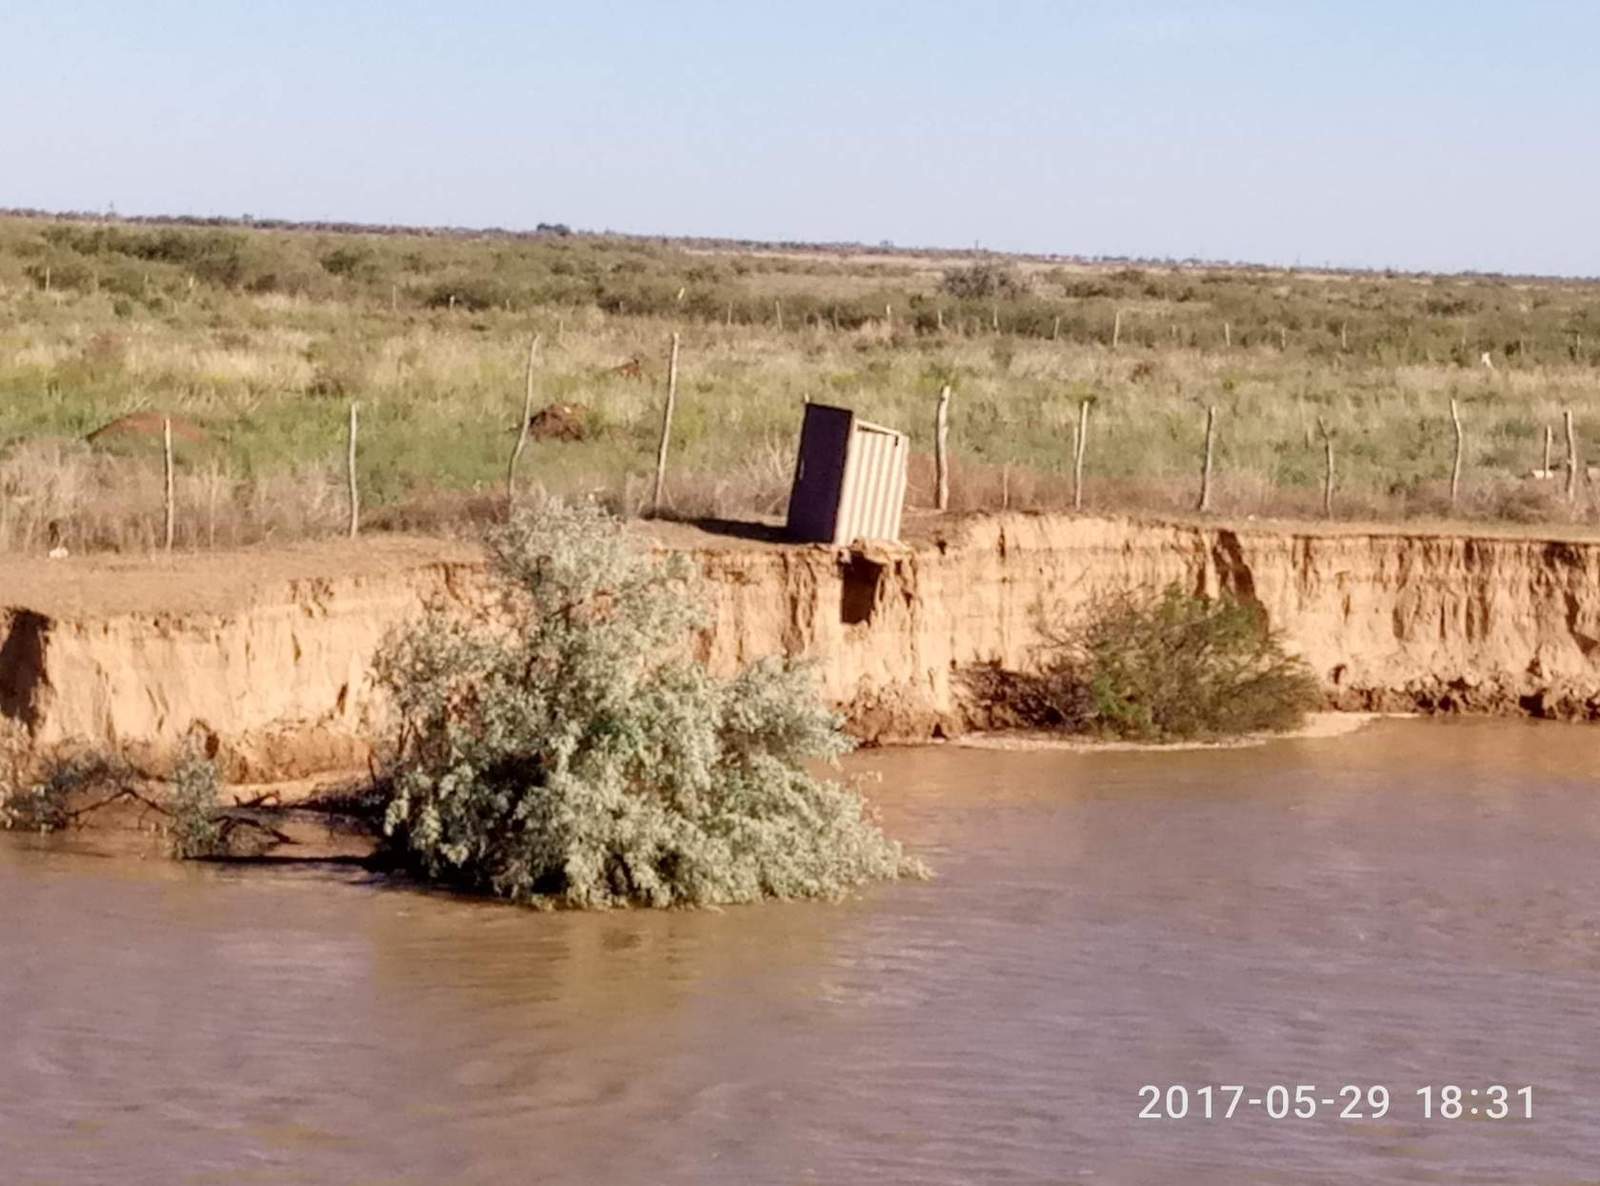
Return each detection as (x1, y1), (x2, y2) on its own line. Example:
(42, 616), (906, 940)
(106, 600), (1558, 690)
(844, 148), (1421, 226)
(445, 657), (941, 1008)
(86, 412), (210, 447)
(525, 402), (592, 442)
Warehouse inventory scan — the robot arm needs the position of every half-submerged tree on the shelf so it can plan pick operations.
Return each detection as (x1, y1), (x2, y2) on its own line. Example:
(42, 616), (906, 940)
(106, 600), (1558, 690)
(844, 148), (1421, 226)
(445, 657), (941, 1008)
(373, 500), (921, 908)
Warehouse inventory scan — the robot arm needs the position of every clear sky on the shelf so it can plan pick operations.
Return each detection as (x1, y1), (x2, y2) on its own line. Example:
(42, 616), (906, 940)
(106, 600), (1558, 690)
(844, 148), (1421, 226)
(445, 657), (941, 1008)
(3, 1), (1595, 275)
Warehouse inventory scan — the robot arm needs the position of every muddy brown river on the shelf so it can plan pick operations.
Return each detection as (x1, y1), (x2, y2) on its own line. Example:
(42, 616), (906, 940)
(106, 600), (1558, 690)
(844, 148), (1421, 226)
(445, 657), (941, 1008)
(4, 719), (1600, 1184)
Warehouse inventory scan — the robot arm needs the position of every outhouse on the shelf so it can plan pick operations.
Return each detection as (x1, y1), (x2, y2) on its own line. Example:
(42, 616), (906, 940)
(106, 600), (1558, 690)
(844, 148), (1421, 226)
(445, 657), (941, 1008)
(784, 403), (908, 545)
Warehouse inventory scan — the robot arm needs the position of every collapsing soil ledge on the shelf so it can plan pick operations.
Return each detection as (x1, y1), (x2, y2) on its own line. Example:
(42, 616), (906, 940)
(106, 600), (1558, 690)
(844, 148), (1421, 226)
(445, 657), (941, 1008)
(7, 513), (1600, 786)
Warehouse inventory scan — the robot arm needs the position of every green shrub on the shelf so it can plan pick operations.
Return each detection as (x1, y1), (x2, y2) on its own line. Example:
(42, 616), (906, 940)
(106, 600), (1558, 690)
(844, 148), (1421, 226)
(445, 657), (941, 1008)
(372, 500), (921, 908)
(0, 747), (134, 833)
(167, 745), (223, 859)
(1036, 584), (1320, 740)
(320, 245), (376, 279)
(941, 261), (1023, 301)
(0, 733), (225, 853)
(0, 720), (32, 829)
(423, 275), (514, 310)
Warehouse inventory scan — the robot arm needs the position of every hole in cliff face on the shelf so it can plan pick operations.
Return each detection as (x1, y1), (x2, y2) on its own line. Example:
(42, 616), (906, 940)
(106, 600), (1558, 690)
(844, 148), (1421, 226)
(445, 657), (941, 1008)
(1211, 530), (1258, 604)
(0, 610), (49, 730)
(183, 722), (222, 760)
(840, 554), (884, 626)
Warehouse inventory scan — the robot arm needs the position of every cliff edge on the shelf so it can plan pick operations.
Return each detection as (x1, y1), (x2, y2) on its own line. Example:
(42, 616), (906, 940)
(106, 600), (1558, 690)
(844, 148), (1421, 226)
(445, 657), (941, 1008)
(6, 514), (1600, 779)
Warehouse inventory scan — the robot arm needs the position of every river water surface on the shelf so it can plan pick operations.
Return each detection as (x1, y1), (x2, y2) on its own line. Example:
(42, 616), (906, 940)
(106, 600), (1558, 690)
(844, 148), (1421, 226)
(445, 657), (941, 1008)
(4, 719), (1600, 1185)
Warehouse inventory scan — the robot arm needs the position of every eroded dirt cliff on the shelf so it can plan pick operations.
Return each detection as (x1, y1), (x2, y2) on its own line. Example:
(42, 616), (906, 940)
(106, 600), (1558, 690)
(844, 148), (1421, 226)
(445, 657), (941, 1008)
(6, 514), (1600, 780)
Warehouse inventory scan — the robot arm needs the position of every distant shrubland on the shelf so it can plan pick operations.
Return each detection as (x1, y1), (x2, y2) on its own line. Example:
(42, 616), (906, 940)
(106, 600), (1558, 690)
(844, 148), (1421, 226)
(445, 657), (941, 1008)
(4, 209), (1600, 553)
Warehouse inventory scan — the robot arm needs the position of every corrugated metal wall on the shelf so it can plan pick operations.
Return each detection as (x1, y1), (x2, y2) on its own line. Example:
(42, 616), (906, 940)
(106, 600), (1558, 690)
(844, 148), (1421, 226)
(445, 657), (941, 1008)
(835, 421), (907, 544)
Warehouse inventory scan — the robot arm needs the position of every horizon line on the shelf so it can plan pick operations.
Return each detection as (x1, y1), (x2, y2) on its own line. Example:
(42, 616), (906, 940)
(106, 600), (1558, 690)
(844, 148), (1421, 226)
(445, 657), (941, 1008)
(3, 204), (1595, 287)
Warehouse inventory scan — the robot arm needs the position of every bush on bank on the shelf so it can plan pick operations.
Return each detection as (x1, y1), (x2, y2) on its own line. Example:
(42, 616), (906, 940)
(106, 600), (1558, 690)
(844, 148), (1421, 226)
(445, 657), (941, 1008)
(1035, 584), (1320, 741)
(167, 745), (224, 859)
(371, 500), (921, 908)
(0, 728), (226, 856)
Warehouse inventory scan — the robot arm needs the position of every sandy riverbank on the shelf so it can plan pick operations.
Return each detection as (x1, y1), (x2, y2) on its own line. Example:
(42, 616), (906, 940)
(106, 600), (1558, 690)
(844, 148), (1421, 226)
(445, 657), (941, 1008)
(950, 712), (1395, 753)
(6, 512), (1600, 781)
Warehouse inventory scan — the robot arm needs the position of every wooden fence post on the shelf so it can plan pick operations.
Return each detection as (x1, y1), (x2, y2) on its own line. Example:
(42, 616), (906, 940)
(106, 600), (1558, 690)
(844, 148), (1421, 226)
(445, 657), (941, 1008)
(1196, 405), (1217, 512)
(163, 417), (175, 552)
(1317, 416), (1334, 516)
(936, 307), (944, 333)
(1052, 315), (1060, 341)
(1543, 424), (1554, 476)
(505, 333), (543, 504)
(1449, 398), (1464, 507)
(1223, 321), (1231, 349)
(1112, 309), (1122, 350)
(1073, 399), (1089, 511)
(774, 299), (783, 331)
(1566, 409), (1580, 503)
(652, 333), (681, 515)
(347, 401), (360, 538)
(935, 385), (951, 512)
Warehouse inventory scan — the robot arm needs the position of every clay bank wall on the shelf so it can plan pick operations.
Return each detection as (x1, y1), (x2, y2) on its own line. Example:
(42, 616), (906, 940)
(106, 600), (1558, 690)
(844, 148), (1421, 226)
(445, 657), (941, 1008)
(5, 515), (1600, 779)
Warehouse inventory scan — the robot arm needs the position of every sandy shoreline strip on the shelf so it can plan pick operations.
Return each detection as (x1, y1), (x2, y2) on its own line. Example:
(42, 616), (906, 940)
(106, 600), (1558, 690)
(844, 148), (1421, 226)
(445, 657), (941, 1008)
(951, 712), (1398, 753)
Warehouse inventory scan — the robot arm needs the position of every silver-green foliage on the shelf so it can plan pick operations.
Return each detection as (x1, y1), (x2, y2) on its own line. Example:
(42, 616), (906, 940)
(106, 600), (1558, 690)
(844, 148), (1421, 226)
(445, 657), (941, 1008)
(0, 726), (108, 834)
(168, 745), (223, 859)
(373, 500), (920, 907)
(0, 720), (33, 830)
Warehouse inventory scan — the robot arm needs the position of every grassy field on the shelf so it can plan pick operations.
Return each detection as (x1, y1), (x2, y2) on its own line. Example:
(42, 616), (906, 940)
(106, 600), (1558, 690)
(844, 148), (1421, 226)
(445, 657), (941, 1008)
(4, 211), (1600, 552)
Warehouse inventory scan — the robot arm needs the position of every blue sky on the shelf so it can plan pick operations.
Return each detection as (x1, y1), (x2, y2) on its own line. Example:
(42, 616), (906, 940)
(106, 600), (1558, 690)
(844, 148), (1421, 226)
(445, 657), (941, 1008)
(2, 1), (1595, 274)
